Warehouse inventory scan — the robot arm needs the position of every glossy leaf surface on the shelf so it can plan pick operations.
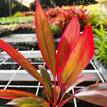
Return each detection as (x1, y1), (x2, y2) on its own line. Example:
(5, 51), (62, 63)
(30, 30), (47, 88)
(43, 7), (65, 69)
(62, 25), (94, 85)
(66, 74), (95, 93)
(75, 83), (107, 106)
(35, 0), (56, 75)
(56, 17), (80, 83)
(7, 97), (50, 107)
(0, 90), (36, 99)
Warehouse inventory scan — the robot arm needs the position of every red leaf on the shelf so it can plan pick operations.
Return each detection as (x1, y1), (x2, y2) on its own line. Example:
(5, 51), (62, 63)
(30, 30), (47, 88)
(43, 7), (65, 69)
(73, 74), (95, 86)
(35, 0), (56, 76)
(66, 74), (95, 93)
(0, 39), (44, 85)
(75, 83), (107, 106)
(0, 40), (53, 99)
(56, 16), (80, 84)
(0, 90), (36, 100)
(62, 25), (94, 85)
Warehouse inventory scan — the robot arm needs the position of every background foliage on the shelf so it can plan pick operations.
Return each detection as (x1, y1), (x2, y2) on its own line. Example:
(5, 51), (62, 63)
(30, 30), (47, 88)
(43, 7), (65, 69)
(94, 24), (107, 65)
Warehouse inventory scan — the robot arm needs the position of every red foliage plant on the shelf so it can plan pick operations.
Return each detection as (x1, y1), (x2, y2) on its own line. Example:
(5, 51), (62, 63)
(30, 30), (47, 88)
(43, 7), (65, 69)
(45, 5), (88, 30)
(0, 0), (107, 107)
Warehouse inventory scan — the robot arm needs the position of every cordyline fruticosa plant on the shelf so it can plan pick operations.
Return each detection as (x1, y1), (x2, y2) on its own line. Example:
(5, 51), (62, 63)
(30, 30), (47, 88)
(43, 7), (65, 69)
(0, 0), (107, 107)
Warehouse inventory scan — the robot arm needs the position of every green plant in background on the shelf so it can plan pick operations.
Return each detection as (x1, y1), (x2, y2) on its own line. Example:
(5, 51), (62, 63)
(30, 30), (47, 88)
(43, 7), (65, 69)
(0, 16), (33, 25)
(87, 4), (107, 27)
(0, 16), (34, 36)
(94, 24), (107, 65)
(0, 16), (61, 37)
(50, 24), (61, 37)
(13, 11), (23, 17)
(0, 16), (34, 37)
(0, 5), (89, 37)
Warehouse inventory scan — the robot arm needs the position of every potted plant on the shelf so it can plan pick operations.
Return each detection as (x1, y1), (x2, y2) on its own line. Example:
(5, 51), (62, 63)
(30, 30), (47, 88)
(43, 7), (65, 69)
(0, 0), (107, 106)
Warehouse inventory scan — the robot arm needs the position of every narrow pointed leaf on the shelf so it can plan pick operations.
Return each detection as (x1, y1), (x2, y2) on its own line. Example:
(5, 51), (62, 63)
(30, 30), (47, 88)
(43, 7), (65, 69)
(61, 32), (87, 84)
(0, 39), (44, 85)
(35, 0), (56, 75)
(0, 90), (36, 100)
(73, 74), (95, 87)
(65, 26), (94, 85)
(75, 83), (107, 106)
(7, 97), (50, 107)
(66, 74), (95, 93)
(62, 25), (94, 85)
(84, 83), (107, 90)
(38, 65), (52, 100)
(56, 17), (80, 78)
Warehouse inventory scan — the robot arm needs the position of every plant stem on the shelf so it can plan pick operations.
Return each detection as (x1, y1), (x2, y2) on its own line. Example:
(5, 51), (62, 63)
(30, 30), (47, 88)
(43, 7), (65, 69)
(58, 92), (66, 105)
(53, 76), (57, 106)
(58, 95), (74, 107)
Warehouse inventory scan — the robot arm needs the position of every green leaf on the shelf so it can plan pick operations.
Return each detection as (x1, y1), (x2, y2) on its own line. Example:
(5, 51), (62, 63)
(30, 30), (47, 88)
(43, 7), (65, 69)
(100, 24), (105, 36)
(38, 65), (52, 100)
(94, 28), (102, 36)
(94, 24), (105, 39)
(94, 24), (107, 64)
(7, 97), (50, 107)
